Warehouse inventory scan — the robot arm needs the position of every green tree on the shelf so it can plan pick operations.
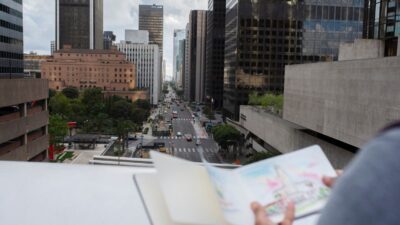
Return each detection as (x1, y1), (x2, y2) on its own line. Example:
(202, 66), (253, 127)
(115, 120), (137, 153)
(49, 89), (57, 99)
(62, 87), (79, 99)
(48, 115), (68, 150)
(49, 93), (71, 117)
(110, 100), (133, 119)
(133, 99), (151, 111)
(82, 88), (105, 116)
(212, 124), (241, 150)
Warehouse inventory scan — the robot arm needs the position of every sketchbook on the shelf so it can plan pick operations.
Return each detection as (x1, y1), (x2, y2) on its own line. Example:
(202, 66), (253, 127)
(134, 145), (336, 225)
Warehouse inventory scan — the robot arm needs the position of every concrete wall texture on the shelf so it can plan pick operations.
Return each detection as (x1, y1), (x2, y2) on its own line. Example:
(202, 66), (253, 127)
(0, 79), (48, 108)
(284, 56), (400, 148)
(239, 106), (354, 169)
(338, 39), (385, 61)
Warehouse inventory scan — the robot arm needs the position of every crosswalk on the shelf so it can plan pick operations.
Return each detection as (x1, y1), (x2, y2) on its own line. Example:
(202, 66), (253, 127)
(173, 118), (193, 121)
(166, 147), (217, 153)
(158, 136), (204, 140)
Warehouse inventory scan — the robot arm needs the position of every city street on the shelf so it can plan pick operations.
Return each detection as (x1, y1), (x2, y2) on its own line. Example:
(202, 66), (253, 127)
(148, 91), (222, 163)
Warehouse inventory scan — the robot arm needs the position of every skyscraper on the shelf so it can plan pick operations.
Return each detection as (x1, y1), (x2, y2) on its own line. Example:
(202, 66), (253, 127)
(205, 0), (226, 109)
(139, 4), (164, 56)
(103, 31), (116, 50)
(56, 0), (104, 50)
(0, 0), (23, 78)
(173, 29), (186, 84)
(363, 0), (400, 56)
(184, 10), (207, 103)
(223, 0), (364, 120)
(177, 39), (186, 89)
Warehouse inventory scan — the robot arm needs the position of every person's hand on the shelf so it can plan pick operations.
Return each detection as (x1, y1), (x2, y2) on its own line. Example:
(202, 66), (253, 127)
(251, 201), (295, 225)
(322, 170), (343, 188)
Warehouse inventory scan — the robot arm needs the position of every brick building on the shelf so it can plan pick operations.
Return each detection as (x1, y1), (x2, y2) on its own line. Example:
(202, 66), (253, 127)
(41, 48), (148, 101)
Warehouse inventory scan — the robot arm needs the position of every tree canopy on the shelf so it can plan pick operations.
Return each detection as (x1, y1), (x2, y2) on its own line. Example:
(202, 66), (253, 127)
(62, 87), (79, 99)
(48, 88), (151, 136)
(212, 124), (241, 149)
(48, 115), (68, 148)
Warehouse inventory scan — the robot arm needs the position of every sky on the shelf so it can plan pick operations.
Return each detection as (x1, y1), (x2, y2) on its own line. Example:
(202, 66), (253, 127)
(23, 0), (207, 80)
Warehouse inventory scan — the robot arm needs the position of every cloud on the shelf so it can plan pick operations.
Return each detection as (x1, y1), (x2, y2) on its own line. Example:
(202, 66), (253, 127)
(23, 0), (207, 79)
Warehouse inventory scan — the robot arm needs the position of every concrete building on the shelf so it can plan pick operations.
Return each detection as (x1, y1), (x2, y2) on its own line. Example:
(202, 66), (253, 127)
(205, 0), (226, 109)
(41, 48), (148, 102)
(234, 40), (400, 169)
(125, 30), (149, 44)
(24, 53), (52, 78)
(103, 31), (116, 50)
(184, 10), (207, 103)
(0, 0), (23, 78)
(139, 4), (163, 56)
(0, 79), (49, 161)
(173, 29), (186, 84)
(56, 0), (104, 50)
(116, 41), (161, 105)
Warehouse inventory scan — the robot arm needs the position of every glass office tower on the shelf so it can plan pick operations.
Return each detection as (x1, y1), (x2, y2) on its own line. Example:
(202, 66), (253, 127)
(223, 0), (364, 120)
(56, 0), (104, 50)
(363, 0), (400, 55)
(139, 4), (164, 56)
(0, 0), (24, 78)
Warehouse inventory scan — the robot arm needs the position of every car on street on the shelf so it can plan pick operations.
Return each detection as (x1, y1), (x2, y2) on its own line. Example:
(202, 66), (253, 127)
(196, 139), (201, 146)
(128, 135), (137, 141)
(176, 132), (183, 137)
(185, 134), (192, 141)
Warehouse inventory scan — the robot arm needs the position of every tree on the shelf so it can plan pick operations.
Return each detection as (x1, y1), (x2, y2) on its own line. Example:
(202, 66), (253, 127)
(49, 89), (57, 99)
(110, 100), (133, 119)
(62, 87), (79, 99)
(49, 115), (68, 150)
(49, 93), (71, 117)
(133, 99), (151, 111)
(115, 120), (137, 153)
(212, 124), (241, 150)
(82, 88), (105, 116)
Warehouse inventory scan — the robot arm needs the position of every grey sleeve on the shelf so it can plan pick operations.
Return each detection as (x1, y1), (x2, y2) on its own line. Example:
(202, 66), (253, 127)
(317, 129), (400, 225)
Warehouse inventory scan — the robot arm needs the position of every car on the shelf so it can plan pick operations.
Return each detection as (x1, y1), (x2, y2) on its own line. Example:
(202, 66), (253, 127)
(180, 108), (184, 111)
(176, 132), (183, 137)
(196, 139), (201, 146)
(128, 135), (138, 141)
(185, 134), (193, 141)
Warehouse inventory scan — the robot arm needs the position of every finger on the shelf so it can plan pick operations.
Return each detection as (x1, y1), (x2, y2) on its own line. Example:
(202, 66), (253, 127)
(281, 202), (295, 225)
(322, 176), (336, 187)
(251, 202), (273, 225)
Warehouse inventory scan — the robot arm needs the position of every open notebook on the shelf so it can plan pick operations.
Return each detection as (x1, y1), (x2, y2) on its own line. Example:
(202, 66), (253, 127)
(134, 145), (335, 225)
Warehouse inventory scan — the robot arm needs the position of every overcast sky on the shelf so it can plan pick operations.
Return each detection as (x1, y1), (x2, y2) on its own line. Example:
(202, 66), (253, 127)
(23, 0), (207, 80)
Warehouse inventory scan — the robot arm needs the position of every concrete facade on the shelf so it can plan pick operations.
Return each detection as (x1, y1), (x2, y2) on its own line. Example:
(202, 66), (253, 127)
(284, 56), (400, 148)
(238, 106), (354, 169)
(338, 39), (385, 61)
(0, 79), (49, 161)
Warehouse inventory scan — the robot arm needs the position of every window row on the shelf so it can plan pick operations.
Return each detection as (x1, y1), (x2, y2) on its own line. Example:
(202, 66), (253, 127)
(0, 4), (22, 18)
(0, 19), (22, 32)
(0, 35), (22, 45)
